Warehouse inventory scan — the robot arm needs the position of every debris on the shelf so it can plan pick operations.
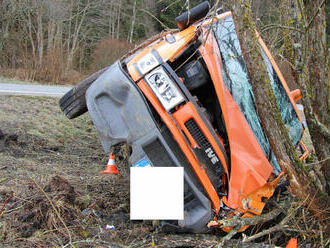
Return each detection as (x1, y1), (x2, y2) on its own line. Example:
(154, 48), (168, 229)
(104, 224), (116, 230)
(82, 208), (92, 215)
(286, 238), (298, 248)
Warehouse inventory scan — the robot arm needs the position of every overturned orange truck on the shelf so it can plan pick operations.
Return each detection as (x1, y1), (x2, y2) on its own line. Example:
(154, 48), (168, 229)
(60, 1), (308, 233)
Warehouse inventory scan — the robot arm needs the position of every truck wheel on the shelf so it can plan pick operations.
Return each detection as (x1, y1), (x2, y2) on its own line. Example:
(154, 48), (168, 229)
(59, 67), (109, 119)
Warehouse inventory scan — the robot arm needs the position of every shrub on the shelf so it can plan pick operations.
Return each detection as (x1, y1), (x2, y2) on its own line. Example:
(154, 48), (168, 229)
(90, 39), (134, 71)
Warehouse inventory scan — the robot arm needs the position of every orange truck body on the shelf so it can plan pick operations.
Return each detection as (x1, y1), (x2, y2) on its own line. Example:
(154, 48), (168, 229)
(125, 11), (307, 216)
(61, 3), (308, 233)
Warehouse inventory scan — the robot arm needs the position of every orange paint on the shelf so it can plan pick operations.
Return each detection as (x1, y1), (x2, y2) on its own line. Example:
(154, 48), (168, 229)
(286, 238), (298, 248)
(172, 102), (229, 176)
(199, 28), (273, 209)
(137, 79), (221, 212)
(124, 10), (307, 223)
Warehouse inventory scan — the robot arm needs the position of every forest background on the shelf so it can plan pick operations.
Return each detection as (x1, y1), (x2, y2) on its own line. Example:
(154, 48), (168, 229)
(0, 0), (329, 85)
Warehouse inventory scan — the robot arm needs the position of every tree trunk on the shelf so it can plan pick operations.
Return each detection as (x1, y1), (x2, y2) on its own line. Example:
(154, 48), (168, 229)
(47, 20), (55, 53)
(227, 0), (329, 217)
(301, 0), (330, 193)
(116, 0), (121, 40)
(36, 9), (44, 67)
(281, 0), (330, 193)
(27, 11), (36, 60)
(304, 0), (329, 128)
(129, 0), (137, 43)
(66, 2), (89, 72)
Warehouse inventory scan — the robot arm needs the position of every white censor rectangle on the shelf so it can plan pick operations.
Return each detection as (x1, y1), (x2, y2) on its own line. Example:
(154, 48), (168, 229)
(130, 167), (184, 220)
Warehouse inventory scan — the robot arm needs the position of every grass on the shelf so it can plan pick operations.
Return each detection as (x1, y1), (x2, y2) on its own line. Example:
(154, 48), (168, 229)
(0, 77), (74, 87)
(0, 77), (40, 85)
(0, 95), (133, 247)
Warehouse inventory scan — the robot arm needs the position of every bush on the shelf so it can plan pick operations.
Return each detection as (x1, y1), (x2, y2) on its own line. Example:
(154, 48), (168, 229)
(90, 39), (134, 71)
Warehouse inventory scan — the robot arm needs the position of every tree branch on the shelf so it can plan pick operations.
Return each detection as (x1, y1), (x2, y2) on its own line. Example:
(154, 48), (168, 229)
(261, 24), (303, 34)
(218, 208), (282, 228)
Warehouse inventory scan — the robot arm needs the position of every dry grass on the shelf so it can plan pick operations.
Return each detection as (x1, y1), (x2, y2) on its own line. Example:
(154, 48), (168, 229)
(0, 95), (328, 247)
(0, 95), (134, 247)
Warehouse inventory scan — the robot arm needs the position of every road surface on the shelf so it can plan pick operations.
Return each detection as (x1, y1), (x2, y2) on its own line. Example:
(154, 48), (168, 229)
(0, 83), (71, 98)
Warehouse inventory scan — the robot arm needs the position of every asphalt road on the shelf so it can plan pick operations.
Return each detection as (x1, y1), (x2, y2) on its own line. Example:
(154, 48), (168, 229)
(0, 83), (71, 98)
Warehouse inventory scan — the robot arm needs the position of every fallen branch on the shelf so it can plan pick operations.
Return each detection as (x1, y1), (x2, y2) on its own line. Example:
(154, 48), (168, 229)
(242, 198), (304, 243)
(219, 208), (282, 228)
(128, 233), (276, 248)
(243, 224), (289, 243)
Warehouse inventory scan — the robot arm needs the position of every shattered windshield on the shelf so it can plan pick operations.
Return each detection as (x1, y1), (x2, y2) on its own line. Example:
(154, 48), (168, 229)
(261, 49), (303, 147)
(211, 16), (303, 174)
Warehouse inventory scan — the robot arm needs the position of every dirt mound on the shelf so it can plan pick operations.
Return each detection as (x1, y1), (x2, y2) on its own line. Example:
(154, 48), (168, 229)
(0, 129), (18, 152)
(16, 176), (79, 238)
(43, 175), (77, 203)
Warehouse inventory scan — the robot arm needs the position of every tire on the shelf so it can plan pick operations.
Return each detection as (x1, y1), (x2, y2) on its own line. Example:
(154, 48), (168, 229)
(59, 67), (109, 119)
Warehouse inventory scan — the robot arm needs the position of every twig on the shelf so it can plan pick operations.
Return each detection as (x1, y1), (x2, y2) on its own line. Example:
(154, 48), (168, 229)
(306, 156), (330, 166)
(325, 237), (330, 247)
(319, 223), (324, 248)
(0, 191), (14, 217)
(2, 205), (24, 214)
(220, 225), (241, 246)
(260, 24), (303, 34)
(30, 177), (72, 246)
(139, 8), (171, 30)
(0, 178), (8, 184)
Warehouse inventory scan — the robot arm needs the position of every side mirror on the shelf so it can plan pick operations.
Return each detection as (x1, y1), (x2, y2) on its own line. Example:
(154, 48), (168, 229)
(290, 89), (302, 102)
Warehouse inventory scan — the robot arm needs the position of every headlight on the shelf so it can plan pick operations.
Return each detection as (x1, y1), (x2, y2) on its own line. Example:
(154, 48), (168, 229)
(145, 67), (185, 111)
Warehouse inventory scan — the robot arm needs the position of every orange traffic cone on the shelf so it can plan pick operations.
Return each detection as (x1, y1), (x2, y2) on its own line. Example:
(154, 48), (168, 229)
(101, 154), (119, 174)
(286, 238), (297, 248)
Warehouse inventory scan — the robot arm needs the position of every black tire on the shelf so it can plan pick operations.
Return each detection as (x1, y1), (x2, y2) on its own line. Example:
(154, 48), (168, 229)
(59, 67), (109, 119)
